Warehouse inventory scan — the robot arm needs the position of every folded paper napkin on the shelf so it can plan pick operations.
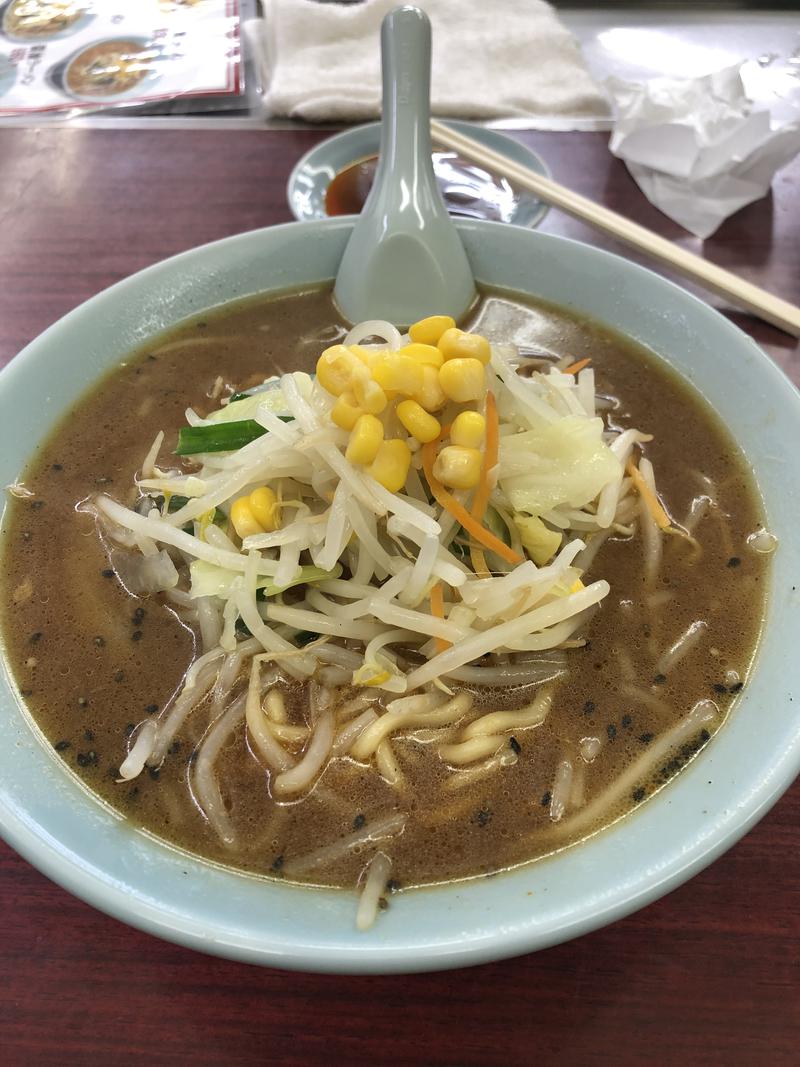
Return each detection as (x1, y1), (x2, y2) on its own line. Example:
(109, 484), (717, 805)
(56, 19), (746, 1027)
(608, 65), (800, 239)
(255, 0), (609, 123)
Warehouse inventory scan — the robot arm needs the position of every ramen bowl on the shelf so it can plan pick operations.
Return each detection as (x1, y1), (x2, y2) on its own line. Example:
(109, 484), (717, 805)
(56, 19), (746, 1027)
(0, 218), (798, 973)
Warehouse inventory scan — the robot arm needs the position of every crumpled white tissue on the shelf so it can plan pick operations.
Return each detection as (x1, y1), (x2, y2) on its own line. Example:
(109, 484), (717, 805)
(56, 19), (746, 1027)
(608, 65), (800, 239)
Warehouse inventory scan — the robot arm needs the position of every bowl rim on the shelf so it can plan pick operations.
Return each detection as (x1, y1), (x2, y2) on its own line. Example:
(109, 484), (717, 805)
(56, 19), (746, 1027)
(285, 119), (550, 228)
(0, 216), (798, 973)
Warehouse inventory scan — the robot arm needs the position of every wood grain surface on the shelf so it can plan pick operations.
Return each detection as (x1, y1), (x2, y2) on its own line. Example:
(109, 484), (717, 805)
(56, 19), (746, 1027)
(0, 127), (798, 1066)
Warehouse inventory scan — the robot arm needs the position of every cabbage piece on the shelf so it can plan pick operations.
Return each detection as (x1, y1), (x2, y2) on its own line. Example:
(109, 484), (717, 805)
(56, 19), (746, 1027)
(109, 547), (179, 594)
(513, 514), (562, 565)
(499, 415), (621, 515)
(207, 378), (288, 424)
(189, 560), (341, 600)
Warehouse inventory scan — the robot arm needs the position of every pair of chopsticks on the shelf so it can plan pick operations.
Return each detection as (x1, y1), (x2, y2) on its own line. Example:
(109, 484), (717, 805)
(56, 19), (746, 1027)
(430, 119), (800, 339)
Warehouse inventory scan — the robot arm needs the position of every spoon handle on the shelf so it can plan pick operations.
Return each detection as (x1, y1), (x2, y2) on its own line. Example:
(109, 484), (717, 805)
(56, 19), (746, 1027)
(333, 5), (475, 326)
(374, 6), (440, 215)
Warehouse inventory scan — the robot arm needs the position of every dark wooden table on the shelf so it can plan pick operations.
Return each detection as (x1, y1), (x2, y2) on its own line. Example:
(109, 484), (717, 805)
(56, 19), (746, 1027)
(0, 127), (798, 1066)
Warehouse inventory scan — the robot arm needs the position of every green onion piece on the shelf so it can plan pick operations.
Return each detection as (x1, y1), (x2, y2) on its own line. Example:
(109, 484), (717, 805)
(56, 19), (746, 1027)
(175, 420), (266, 455)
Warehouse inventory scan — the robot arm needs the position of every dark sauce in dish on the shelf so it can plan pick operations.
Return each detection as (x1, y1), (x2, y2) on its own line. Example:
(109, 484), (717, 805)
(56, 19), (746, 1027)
(325, 152), (520, 222)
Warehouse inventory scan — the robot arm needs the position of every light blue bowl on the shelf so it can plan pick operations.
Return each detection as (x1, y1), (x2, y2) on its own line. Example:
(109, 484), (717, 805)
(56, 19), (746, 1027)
(0, 219), (798, 973)
(287, 120), (550, 228)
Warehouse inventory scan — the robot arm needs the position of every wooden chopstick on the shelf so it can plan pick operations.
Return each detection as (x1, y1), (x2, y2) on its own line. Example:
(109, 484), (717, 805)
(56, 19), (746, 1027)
(430, 118), (800, 339)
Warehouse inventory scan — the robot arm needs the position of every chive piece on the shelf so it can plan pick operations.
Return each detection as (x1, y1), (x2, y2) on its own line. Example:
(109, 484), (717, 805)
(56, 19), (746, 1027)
(175, 420), (267, 455)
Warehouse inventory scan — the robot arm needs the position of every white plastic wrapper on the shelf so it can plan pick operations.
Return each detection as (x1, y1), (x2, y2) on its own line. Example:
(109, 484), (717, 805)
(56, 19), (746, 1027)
(0, 0), (242, 118)
(607, 65), (800, 239)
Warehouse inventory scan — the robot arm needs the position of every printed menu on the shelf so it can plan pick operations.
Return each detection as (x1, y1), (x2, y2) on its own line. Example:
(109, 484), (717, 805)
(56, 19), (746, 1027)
(0, 0), (241, 116)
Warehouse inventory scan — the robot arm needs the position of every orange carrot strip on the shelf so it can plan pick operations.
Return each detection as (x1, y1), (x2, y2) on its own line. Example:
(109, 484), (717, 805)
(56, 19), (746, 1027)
(469, 390), (500, 577)
(471, 390), (499, 525)
(422, 437), (523, 567)
(429, 582), (450, 654)
(562, 357), (591, 376)
(626, 458), (671, 530)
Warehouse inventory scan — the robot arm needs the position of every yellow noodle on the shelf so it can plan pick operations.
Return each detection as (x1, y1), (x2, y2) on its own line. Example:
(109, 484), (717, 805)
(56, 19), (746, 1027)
(462, 688), (552, 740)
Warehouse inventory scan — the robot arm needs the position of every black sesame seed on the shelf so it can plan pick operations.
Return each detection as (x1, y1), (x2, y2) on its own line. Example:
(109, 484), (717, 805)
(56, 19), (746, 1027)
(132, 630), (143, 642)
(144, 703), (159, 714)
(76, 752), (92, 768)
(621, 714), (632, 728)
(124, 723), (135, 737)
(148, 766), (160, 780)
(475, 808), (492, 827)
(583, 699), (595, 715)
(168, 741), (182, 755)
(51, 463), (63, 472)
(541, 791), (551, 807)
(727, 556), (741, 568)
(31, 500), (44, 510)
(114, 670), (125, 683)
(101, 568), (114, 578)
(84, 730), (94, 742)
(607, 724), (617, 741)
(729, 681), (744, 693)
(638, 732), (654, 744)
(271, 855), (284, 872)
(653, 673), (667, 685)
(20, 688), (33, 697)
(54, 740), (71, 752)
(632, 787), (646, 803)
(509, 736), (521, 755)
(352, 813), (366, 830)
(386, 879), (401, 893)
(132, 607), (145, 625)
(712, 683), (727, 695)
(29, 631), (42, 644)
(128, 786), (140, 799)
(700, 728), (711, 742)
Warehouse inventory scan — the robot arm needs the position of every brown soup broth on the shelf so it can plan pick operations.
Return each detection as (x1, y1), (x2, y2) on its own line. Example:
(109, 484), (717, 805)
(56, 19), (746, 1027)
(0, 285), (767, 889)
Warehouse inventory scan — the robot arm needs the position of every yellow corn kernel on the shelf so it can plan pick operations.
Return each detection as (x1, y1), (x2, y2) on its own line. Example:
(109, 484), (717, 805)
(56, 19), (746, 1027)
(349, 344), (382, 369)
(450, 410), (486, 449)
(414, 364), (447, 412)
(432, 445), (483, 490)
(438, 358), (486, 403)
(396, 400), (441, 444)
(409, 314), (455, 346)
(371, 354), (424, 397)
(351, 369), (388, 415)
(346, 414), (385, 465)
(438, 328), (491, 366)
(230, 497), (263, 539)
(367, 439), (412, 492)
(331, 391), (364, 431)
(316, 344), (359, 396)
(399, 342), (444, 369)
(249, 487), (280, 532)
